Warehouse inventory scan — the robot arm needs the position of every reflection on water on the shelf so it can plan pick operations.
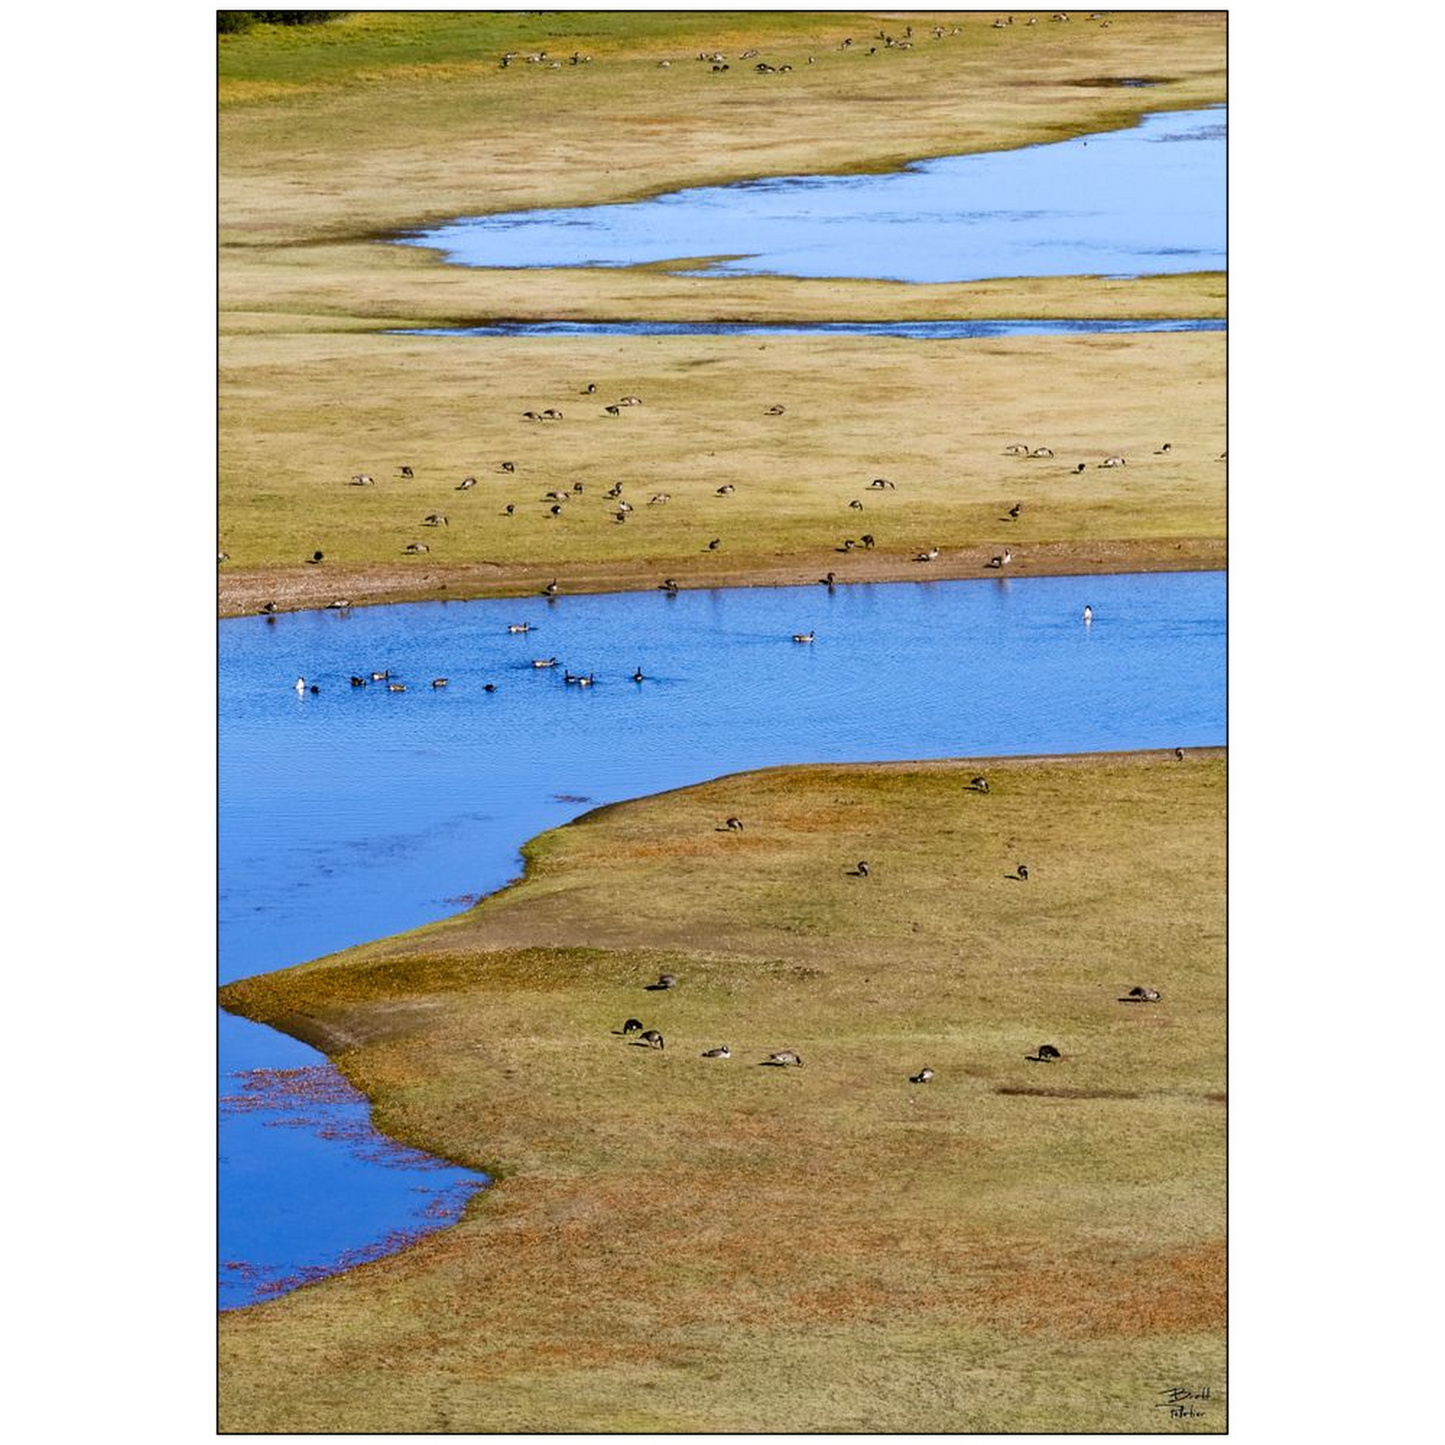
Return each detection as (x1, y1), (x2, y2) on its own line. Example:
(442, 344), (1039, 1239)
(395, 318), (1226, 341)
(220, 571), (1225, 1306)
(403, 108), (1225, 283)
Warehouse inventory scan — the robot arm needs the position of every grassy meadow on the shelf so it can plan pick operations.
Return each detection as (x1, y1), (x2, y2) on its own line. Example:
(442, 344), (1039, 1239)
(220, 749), (1226, 1433)
(219, 10), (1226, 609)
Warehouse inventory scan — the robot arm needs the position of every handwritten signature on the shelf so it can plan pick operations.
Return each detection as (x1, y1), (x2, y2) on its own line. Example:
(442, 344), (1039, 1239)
(1157, 1385), (1211, 1419)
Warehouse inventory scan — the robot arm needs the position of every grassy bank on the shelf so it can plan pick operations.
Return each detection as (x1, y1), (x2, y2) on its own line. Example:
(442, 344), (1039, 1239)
(220, 748), (1225, 1433)
(219, 328), (1225, 614)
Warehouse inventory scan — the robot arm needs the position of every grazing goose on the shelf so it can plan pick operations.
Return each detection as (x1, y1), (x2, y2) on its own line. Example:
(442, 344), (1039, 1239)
(605, 404), (621, 416)
(909, 1067), (935, 1084)
(725, 816), (744, 832)
(620, 395), (642, 406)
(765, 1050), (804, 1067)
(294, 676), (306, 694)
(649, 492), (671, 505)
(1015, 863), (1029, 881)
(1122, 986), (1162, 1002)
(621, 1018), (643, 1034)
(1030, 1044), (1062, 1062)
(456, 477), (476, 490)
(702, 1045), (732, 1059)
(403, 542), (428, 554)
(849, 499), (864, 510)
(986, 549), (1012, 569)
(765, 404), (786, 415)
(349, 474), (374, 486)
(1083, 605), (1093, 624)
(707, 538), (721, 551)
(423, 513), (447, 526)
(632, 667), (646, 683)
(350, 676), (366, 687)
(307, 550), (325, 564)
(716, 484), (736, 496)
(860, 534), (875, 549)
(522, 411), (540, 421)
(648, 973), (679, 991)
(508, 623), (532, 633)
(852, 861), (870, 877)
(398, 466), (414, 478)
(839, 539), (856, 552)
(638, 1030), (665, 1050)
(792, 631), (816, 643)
(500, 461), (516, 473)
(1100, 455), (1126, 468)
(1031, 447), (1054, 458)
(431, 678), (448, 688)
(540, 409), (563, 421)
(503, 504), (516, 516)
(1006, 502), (1022, 520)
(544, 491), (569, 503)
(1003, 443), (1029, 456)
(1073, 462), (1086, 474)
(532, 657), (558, 668)
(869, 477), (896, 489)
(605, 483), (624, 500)
(969, 776), (990, 793)
(914, 547), (939, 562)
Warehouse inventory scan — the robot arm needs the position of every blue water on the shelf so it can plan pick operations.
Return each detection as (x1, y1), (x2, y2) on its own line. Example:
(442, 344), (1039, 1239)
(395, 318), (1226, 340)
(402, 107), (1225, 283)
(219, 572), (1225, 1306)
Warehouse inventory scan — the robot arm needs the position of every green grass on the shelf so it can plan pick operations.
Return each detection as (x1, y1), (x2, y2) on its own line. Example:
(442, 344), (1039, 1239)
(220, 750), (1226, 1433)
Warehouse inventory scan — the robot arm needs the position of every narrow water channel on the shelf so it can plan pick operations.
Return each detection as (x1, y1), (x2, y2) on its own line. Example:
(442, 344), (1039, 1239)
(220, 570), (1225, 1307)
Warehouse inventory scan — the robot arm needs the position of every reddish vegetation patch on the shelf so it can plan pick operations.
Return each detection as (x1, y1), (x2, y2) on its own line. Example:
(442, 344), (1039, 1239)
(980, 1240), (1225, 1338)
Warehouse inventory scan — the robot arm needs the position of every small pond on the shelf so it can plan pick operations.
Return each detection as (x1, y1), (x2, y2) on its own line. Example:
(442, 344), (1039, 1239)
(396, 318), (1225, 340)
(401, 107), (1225, 283)
(220, 570), (1225, 1307)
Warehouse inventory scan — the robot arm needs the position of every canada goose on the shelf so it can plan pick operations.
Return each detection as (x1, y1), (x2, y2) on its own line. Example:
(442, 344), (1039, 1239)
(986, 549), (1012, 569)
(403, 542), (429, 554)
(1015, 863), (1029, 881)
(605, 404), (621, 416)
(819, 572), (837, 586)
(307, 550), (324, 564)
(504, 504), (516, 516)
(1007, 502), (1022, 520)
(398, 466), (414, 478)
(573, 481), (585, 494)
(326, 599), (351, 610)
(349, 474), (374, 486)
(1174, 747), (1185, 761)
(544, 491), (568, 503)
(577, 674), (595, 687)
(1122, 986), (1162, 1002)
(1004, 443), (1029, 456)
(914, 547), (939, 562)
(909, 1067), (935, 1084)
(659, 578), (679, 594)
(632, 668), (645, 683)
(702, 1045), (732, 1059)
(849, 499), (864, 510)
(1031, 447), (1054, 458)
(707, 538), (721, 550)
(309, 684), (320, 694)
(1154, 443), (1172, 454)
(860, 534), (875, 549)
(766, 404), (786, 415)
(647, 973), (678, 991)
(456, 477), (476, 490)
(1100, 456), (1126, 468)
(716, 484), (736, 496)
(582, 383), (597, 394)
(350, 676), (366, 687)
(431, 678), (448, 688)
(756, 62), (776, 72)
(507, 623), (531, 633)
(868, 477), (896, 489)
(621, 1018), (643, 1034)
(500, 461), (516, 472)
(540, 409), (563, 421)
(792, 631), (815, 643)
(649, 493), (671, 505)
(1033, 1044), (1062, 1061)
(1083, 605), (1093, 624)
(294, 676), (306, 694)
(542, 580), (559, 596)
(532, 657), (558, 668)
(839, 539), (856, 552)
(725, 816), (744, 832)
(605, 483), (624, 499)
(388, 683), (406, 693)
(970, 776), (990, 793)
(522, 410), (540, 421)
(853, 861), (870, 877)
(423, 513), (447, 526)
(483, 683), (497, 693)
(638, 1030), (665, 1050)
(1073, 462), (1086, 474)
(549, 504), (563, 517)
(370, 670), (390, 681)
(620, 396), (642, 406)
(765, 1050), (803, 1067)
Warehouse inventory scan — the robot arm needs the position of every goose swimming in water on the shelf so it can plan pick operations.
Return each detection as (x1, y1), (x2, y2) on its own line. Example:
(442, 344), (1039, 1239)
(388, 683), (406, 693)
(1083, 605), (1093, 624)
(370, 670), (390, 681)
(350, 676), (366, 687)
(909, 1067), (935, 1084)
(632, 668), (645, 683)
(431, 678), (448, 688)
(702, 1045), (732, 1059)
(294, 677), (306, 694)
(792, 631), (815, 643)
(508, 623), (531, 633)
(483, 683), (496, 693)
(819, 572), (836, 587)
(532, 657), (558, 668)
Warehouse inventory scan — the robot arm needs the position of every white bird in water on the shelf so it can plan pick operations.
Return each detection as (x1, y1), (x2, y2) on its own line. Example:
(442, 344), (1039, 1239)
(1083, 605), (1093, 624)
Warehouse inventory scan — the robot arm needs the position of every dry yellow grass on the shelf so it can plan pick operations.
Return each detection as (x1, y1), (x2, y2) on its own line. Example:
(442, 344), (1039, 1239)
(220, 750), (1226, 1433)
